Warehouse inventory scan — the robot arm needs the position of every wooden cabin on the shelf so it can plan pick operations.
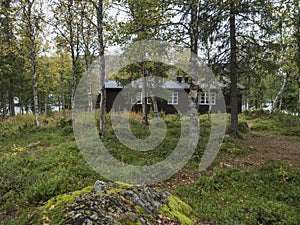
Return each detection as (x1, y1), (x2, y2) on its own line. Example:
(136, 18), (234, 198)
(100, 77), (244, 114)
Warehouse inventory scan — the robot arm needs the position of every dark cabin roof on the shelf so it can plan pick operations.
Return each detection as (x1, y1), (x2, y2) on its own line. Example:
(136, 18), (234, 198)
(105, 80), (245, 90)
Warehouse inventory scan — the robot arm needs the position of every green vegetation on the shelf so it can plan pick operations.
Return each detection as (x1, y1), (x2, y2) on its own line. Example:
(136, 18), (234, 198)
(162, 195), (195, 225)
(172, 163), (300, 224)
(0, 113), (101, 225)
(0, 112), (299, 224)
(240, 111), (300, 136)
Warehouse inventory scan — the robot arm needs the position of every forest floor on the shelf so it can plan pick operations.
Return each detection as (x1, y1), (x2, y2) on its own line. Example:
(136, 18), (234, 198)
(156, 132), (300, 190)
(1, 112), (299, 224)
(235, 133), (300, 168)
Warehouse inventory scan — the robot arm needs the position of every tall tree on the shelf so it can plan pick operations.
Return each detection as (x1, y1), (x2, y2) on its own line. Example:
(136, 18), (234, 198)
(293, 0), (300, 116)
(228, 1), (239, 135)
(52, 41), (73, 113)
(0, 0), (26, 116)
(112, 0), (172, 126)
(208, 0), (273, 135)
(188, 0), (201, 144)
(19, 0), (42, 127)
(50, 0), (82, 117)
(263, 1), (299, 114)
(0, 0), (14, 116)
(88, 0), (107, 135)
(79, 1), (97, 112)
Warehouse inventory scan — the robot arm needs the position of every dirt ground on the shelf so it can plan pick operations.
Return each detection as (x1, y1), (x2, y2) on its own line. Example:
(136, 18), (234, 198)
(155, 133), (300, 189)
(234, 133), (300, 168)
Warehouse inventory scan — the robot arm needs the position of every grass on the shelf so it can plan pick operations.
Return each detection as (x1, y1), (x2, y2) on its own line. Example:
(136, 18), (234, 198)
(171, 110), (300, 224)
(0, 110), (299, 224)
(240, 110), (300, 136)
(172, 162), (300, 224)
(0, 114), (101, 225)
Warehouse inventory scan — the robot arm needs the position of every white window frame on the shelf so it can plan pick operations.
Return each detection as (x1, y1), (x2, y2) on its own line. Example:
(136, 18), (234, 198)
(131, 92), (151, 105)
(168, 92), (179, 105)
(199, 92), (216, 105)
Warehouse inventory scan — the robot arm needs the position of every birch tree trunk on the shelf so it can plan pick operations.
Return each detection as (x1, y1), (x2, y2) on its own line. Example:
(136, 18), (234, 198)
(44, 92), (48, 116)
(30, 23), (41, 128)
(60, 64), (66, 114)
(141, 62), (149, 126)
(86, 63), (93, 112)
(80, 2), (94, 112)
(67, 0), (77, 120)
(151, 95), (159, 118)
(91, 0), (106, 135)
(189, 0), (200, 147)
(22, 0), (41, 128)
(270, 72), (290, 115)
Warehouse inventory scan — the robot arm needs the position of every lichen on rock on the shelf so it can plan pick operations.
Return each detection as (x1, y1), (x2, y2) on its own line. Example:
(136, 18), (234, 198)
(34, 180), (195, 225)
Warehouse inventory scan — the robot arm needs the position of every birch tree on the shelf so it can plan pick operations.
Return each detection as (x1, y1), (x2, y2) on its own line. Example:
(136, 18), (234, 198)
(0, 0), (18, 116)
(49, 0), (82, 117)
(79, 1), (97, 112)
(88, 0), (107, 135)
(19, 0), (43, 127)
(112, 0), (172, 126)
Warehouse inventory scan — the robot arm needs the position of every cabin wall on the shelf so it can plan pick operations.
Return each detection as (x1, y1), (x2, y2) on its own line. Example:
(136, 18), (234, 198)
(103, 88), (243, 114)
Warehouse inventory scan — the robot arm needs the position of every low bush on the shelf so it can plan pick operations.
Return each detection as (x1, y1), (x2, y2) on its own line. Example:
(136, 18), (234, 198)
(173, 162), (300, 224)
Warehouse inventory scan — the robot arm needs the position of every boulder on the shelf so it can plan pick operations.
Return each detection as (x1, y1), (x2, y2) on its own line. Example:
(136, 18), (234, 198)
(35, 181), (195, 225)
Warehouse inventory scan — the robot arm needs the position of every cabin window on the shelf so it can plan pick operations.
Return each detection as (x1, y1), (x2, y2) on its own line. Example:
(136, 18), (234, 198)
(168, 92), (179, 105)
(132, 92), (150, 104)
(199, 92), (216, 105)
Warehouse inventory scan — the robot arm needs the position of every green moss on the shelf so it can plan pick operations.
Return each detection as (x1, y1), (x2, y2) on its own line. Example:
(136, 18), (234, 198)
(162, 195), (195, 225)
(42, 186), (93, 210)
(106, 188), (123, 196)
(115, 181), (133, 189)
(135, 205), (145, 214)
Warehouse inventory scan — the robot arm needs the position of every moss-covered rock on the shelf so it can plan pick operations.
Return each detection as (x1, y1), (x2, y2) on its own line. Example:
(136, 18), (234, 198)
(32, 180), (195, 225)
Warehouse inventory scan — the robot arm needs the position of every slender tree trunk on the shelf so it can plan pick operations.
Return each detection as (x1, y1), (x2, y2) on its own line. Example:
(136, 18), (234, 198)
(270, 72), (289, 115)
(141, 62), (149, 126)
(94, 0), (106, 135)
(83, 53), (93, 112)
(71, 56), (76, 116)
(298, 77), (300, 116)
(229, 4), (238, 136)
(26, 3), (41, 128)
(38, 93), (42, 114)
(206, 40), (212, 120)
(83, 50), (93, 112)
(246, 76), (251, 110)
(80, 3), (93, 112)
(279, 97), (282, 111)
(31, 43), (41, 127)
(2, 93), (7, 116)
(297, 2), (300, 117)
(67, 0), (77, 120)
(208, 85), (212, 121)
(151, 95), (159, 117)
(61, 76), (66, 114)
(60, 54), (66, 114)
(44, 92), (48, 116)
(8, 91), (15, 116)
(86, 63), (93, 112)
(189, 0), (200, 147)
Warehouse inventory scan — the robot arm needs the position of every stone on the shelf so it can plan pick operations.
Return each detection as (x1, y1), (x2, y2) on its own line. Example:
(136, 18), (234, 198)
(37, 181), (195, 225)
